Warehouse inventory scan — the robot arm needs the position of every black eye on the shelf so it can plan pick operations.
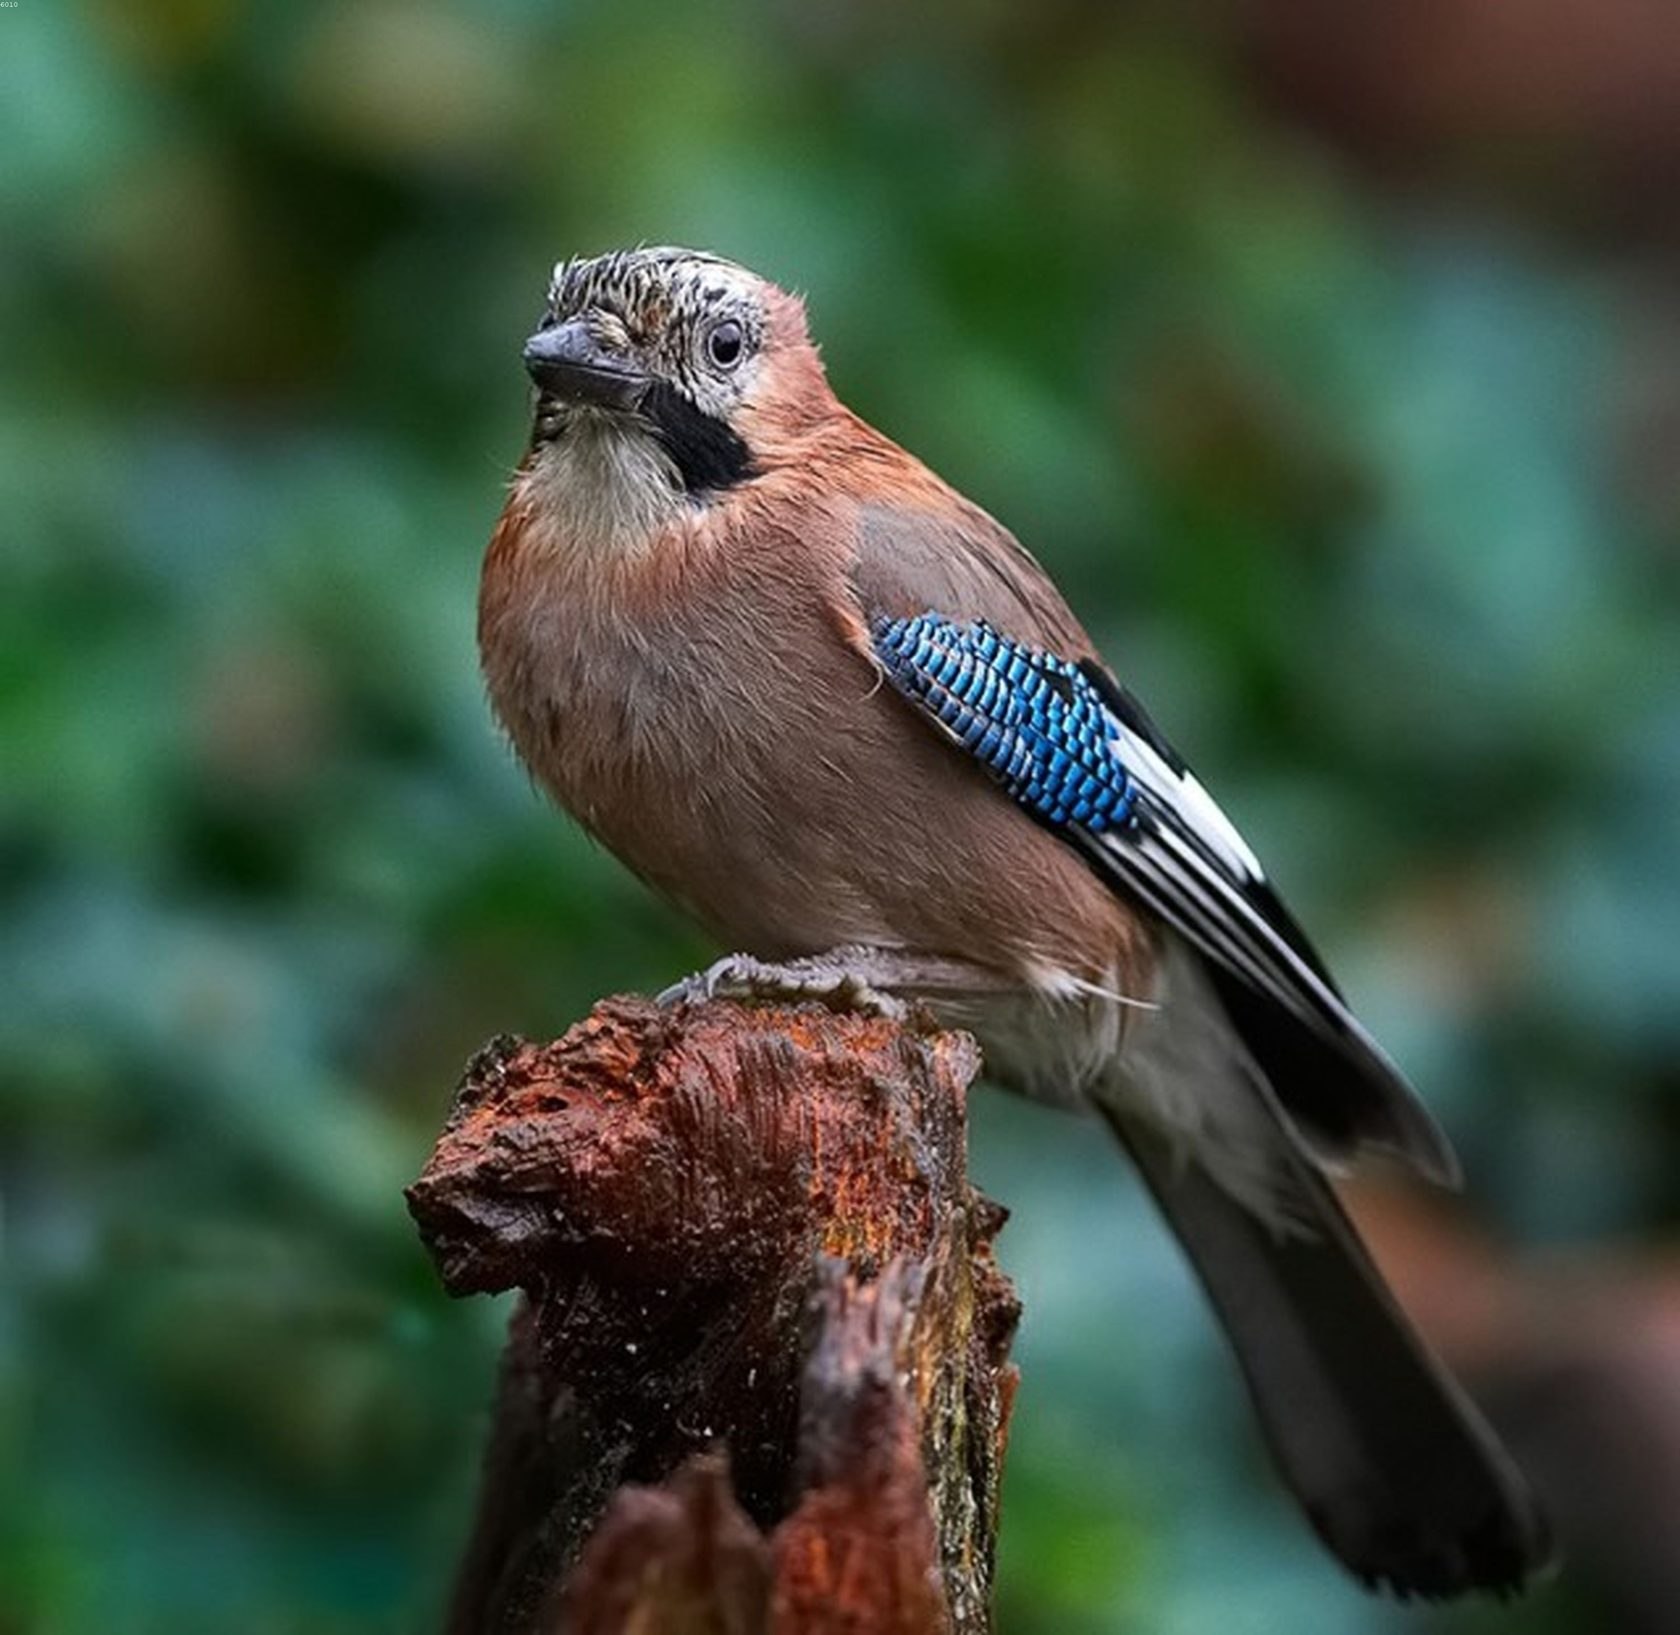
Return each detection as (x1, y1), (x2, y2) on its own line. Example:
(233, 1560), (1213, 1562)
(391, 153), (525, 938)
(707, 320), (744, 369)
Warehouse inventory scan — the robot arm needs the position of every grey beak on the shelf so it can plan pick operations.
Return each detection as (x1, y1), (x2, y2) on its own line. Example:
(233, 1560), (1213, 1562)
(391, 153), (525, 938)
(523, 318), (648, 409)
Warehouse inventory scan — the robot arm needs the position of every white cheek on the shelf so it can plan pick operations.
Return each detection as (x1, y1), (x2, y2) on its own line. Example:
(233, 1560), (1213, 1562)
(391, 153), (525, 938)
(675, 366), (734, 422)
(685, 355), (761, 422)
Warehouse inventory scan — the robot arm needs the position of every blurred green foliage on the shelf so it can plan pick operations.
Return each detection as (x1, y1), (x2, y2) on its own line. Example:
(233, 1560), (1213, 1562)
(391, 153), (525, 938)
(3, 2), (1678, 1632)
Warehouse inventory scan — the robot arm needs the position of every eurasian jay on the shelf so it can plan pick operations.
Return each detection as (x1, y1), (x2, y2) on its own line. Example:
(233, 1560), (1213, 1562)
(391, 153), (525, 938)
(478, 246), (1550, 1598)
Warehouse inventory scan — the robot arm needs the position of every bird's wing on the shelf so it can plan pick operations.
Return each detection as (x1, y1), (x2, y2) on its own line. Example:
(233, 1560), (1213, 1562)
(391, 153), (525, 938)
(850, 500), (1100, 661)
(869, 610), (1458, 1184)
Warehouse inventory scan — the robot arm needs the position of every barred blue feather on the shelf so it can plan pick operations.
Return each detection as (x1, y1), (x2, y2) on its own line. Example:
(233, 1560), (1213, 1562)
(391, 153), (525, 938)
(871, 613), (1137, 833)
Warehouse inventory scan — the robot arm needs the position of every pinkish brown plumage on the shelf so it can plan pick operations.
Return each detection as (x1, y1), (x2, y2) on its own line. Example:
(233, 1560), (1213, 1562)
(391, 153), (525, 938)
(481, 278), (1135, 1024)
(477, 246), (1548, 1598)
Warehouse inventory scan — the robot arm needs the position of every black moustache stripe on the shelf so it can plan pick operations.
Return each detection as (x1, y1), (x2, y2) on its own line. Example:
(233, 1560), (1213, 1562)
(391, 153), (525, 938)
(640, 382), (753, 494)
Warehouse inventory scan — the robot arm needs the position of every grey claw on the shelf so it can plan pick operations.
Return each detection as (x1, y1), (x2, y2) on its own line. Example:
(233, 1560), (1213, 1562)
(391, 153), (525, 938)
(656, 969), (716, 1008)
(657, 955), (752, 1009)
(656, 976), (701, 1008)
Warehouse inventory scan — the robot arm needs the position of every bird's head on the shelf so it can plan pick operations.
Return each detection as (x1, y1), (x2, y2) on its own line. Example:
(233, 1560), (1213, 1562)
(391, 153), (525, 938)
(521, 248), (832, 528)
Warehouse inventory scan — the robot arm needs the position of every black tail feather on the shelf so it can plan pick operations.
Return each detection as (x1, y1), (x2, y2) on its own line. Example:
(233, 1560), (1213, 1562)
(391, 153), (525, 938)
(1103, 1102), (1551, 1599)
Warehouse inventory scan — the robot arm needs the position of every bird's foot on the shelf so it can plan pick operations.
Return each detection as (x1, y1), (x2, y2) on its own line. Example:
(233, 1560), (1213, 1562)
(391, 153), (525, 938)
(657, 952), (909, 1022)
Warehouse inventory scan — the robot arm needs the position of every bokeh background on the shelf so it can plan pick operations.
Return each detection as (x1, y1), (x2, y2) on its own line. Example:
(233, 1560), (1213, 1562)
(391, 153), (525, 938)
(6, 1), (1680, 1631)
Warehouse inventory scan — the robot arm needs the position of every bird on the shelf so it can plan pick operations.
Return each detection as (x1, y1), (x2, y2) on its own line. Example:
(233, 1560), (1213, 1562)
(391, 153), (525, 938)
(477, 245), (1550, 1599)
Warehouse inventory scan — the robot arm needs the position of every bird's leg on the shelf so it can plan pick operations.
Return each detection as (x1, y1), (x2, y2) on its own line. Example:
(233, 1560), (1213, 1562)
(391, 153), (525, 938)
(658, 948), (909, 1019)
(658, 946), (1011, 1023)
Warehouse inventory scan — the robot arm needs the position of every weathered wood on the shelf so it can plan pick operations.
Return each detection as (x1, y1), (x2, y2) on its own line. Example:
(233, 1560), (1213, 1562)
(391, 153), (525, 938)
(406, 997), (1019, 1634)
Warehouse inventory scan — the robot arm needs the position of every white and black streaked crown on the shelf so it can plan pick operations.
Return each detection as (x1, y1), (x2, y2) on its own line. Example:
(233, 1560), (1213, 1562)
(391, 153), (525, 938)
(544, 246), (766, 353)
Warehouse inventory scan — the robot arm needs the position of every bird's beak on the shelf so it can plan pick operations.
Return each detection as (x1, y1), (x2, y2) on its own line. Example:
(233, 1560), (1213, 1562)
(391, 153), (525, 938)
(523, 318), (648, 410)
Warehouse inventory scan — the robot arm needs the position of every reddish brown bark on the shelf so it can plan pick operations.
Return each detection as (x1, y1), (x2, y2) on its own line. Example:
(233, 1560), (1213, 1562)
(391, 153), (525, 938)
(406, 998), (1019, 1635)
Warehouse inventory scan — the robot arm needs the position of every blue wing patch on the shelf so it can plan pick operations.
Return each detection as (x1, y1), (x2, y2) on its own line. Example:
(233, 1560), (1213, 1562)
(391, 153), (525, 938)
(872, 613), (1137, 833)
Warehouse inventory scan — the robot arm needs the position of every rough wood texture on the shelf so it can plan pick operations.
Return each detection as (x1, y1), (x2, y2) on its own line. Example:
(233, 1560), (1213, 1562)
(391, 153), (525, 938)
(406, 997), (1020, 1634)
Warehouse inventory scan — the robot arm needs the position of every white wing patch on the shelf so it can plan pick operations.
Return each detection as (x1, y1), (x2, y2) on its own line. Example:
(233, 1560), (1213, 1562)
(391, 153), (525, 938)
(1109, 722), (1265, 883)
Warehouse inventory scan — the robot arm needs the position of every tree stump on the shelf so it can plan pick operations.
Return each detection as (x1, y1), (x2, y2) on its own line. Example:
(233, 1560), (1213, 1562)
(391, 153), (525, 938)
(405, 997), (1020, 1634)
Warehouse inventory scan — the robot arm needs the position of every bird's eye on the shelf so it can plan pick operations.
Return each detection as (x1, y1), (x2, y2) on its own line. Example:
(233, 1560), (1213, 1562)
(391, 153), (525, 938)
(707, 320), (744, 370)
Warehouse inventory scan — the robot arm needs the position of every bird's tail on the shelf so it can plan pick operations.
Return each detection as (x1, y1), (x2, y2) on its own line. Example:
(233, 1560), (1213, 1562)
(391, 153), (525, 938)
(1101, 1099), (1551, 1599)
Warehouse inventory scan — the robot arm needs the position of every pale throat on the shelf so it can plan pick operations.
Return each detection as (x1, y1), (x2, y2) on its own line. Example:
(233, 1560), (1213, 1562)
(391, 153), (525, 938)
(522, 411), (687, 560)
